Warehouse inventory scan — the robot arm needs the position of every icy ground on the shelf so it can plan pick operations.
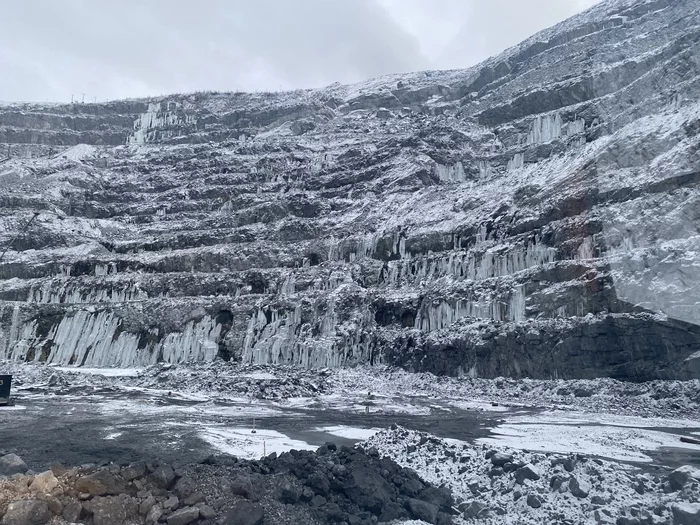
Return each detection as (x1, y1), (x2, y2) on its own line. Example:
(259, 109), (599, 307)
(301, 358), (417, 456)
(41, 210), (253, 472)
(0, 361), (699, 522)
(1, 361), (699, 467)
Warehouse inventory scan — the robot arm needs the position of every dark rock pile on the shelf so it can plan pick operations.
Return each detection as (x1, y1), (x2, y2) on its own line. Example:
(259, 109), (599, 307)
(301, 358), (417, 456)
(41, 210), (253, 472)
(0, 441), (456, 525)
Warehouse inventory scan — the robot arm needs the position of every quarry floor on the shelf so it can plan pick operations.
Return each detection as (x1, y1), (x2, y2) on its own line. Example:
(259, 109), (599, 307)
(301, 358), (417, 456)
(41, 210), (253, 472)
(0, 366), (698, 474)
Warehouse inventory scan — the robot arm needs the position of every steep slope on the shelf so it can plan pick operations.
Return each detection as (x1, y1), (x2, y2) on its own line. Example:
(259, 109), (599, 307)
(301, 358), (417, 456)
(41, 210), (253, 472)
(1, 0), (699, 379)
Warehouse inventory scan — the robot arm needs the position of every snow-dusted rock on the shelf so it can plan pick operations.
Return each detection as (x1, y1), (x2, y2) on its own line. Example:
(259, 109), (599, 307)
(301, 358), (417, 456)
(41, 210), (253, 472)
(1, 0), (699, 380)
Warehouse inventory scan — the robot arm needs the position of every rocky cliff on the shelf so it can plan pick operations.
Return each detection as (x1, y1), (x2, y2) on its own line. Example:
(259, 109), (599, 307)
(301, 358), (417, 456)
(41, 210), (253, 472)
(1, 0), (699, 380)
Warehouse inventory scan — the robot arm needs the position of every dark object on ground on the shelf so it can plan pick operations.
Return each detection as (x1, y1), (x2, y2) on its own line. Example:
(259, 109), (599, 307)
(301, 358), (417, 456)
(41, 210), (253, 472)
(0, 375), (11, 406)
(680, 436), (700, 446)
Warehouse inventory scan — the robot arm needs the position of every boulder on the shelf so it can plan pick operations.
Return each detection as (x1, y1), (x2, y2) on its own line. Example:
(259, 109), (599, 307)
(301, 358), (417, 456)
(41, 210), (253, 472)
(230, 475), (254, 498)
(149, 464), (176, 489)
(29, 471), (58, 493)
(145, 504), (162, 524)
(120, 462), (147, 481)
(490, 452), (513, 467)
(139, 495), (156, 515)
(406, 498), (439, 523)
(223, 501), (264, 525)
(0, 454), (28, 476)
(526, 494), (542, 508)
(62, 500), (83, 523)
(668, 465), (700, 491)
(167, 506), (200, 525)
(462, 501), (489, 519)
(82, 494), (138, 525)
(74, 470), (124, 496)
(672, 502), (700, 525)
(569, 476), (591, 498)
(514, 464), (541, 484)
(1, 500), (51, 525)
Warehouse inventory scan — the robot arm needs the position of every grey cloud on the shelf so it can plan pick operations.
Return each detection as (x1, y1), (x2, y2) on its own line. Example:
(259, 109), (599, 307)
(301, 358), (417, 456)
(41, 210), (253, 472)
(1, 0), (428, 102)
(437, 0), (599, 69)
(0, 0), (597, 103)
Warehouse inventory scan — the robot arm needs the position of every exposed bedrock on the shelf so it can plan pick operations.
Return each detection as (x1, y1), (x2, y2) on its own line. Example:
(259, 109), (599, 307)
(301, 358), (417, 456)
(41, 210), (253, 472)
(0, 0), (699, 379)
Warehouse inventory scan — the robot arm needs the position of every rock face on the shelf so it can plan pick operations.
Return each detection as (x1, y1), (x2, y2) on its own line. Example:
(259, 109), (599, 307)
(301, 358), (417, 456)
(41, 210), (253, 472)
(1, 0), (699, 379)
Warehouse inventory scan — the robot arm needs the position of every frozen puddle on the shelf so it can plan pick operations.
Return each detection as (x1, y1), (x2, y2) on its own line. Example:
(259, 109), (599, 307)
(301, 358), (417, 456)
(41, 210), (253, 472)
(314, 426), (382, 440)
(200, 426), (316, 459)
(478, 411), (700, 462)
(54, 367), (143, 377)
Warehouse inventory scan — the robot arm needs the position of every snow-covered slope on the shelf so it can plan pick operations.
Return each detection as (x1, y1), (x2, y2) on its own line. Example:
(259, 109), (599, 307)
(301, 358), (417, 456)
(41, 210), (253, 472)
(1, 0), (699, 379)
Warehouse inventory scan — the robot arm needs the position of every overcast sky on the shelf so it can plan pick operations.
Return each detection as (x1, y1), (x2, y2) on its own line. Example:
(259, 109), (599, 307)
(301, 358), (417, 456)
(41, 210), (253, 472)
(0, 0), (600, 103)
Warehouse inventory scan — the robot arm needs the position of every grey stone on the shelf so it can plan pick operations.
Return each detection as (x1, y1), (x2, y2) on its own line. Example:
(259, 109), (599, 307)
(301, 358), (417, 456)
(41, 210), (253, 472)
(515, 464), (541, 484)
(230, 475), (254, 498)
(197, 504), (217, 519)
(569, 476), (591, 498)
(490, 452), (513, 467)
(167, 506), (200, 525)
(139, 495), (156, 515)
(672, 502), (700, 525)
(406, 498), (439, 523)
(1, 500), (51, 525)
(0, 454), (28, 476)
(223, 501), (264, 525)
(463, 501), (489, 519)
(149, 464), (176, 489)
(82, 494), (138, 525)
(29, 471), (58, 493)
(74, 470), (125, 496)
(121, 462), (147, 481)
(146, 503), (162, 524)
(163, 495), (179, 510)
(62, 500), (83, 523)
(526, 494), (541, 508)
(668, 465), (700, 491)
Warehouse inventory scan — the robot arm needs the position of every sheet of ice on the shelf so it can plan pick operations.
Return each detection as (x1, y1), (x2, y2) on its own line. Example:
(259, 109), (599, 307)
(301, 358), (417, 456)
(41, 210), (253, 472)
(477, 423), (700, 462)
(314, 426), (381, 440)
(447, 399), (510, 412)
(99, 397), (286, 418)
(54, 367), (143, 377)
(501, 410), (700, 429)
(239, 372), (278, 380)
(200, 426), (315, 459)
